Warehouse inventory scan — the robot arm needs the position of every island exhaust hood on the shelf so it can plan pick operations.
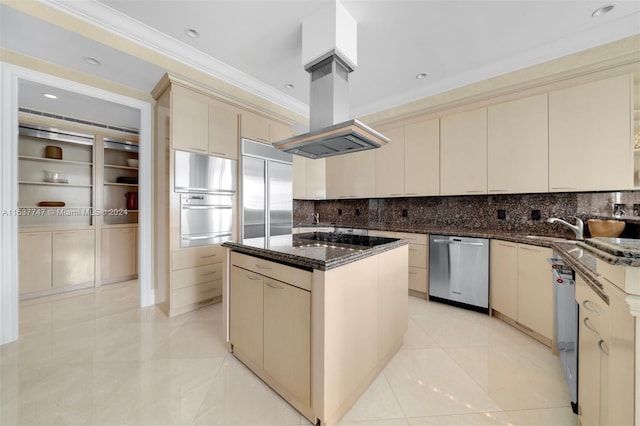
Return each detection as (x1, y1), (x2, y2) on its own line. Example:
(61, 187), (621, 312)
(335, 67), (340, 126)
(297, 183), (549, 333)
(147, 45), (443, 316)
(273, 1), (389, 159)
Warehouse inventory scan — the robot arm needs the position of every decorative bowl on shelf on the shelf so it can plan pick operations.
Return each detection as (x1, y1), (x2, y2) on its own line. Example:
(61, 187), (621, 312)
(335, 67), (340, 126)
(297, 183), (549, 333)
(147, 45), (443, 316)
(44, 146), (62, 160)
(127, 159), (139, 168)
(587, 219), (625, 238)
(43, 170), (68, 183)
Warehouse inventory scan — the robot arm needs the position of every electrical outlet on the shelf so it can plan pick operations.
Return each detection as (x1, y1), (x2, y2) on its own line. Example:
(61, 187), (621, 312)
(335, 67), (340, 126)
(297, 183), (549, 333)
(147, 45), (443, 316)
(497, 209), (506, 220)
(531, 209), (541, 221)
(402, 209), (408, 217)
(338, 208), (342, 216)
(355, 208), (361, 216)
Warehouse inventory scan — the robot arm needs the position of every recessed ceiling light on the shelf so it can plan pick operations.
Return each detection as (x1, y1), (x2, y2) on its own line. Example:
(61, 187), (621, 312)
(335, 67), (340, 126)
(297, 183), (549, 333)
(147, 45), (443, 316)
(285, 83), (295, 89)
(416, 72), (428, 80)
(592, 4), (615, 17)
(84, 57), (101, 66)
(185, 28), (200, 38)
(43, 93), (57, 99)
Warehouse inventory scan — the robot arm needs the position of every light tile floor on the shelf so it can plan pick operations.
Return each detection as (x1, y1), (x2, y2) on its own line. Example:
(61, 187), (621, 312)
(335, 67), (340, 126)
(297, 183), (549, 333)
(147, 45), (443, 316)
(1, 281), (578, 426)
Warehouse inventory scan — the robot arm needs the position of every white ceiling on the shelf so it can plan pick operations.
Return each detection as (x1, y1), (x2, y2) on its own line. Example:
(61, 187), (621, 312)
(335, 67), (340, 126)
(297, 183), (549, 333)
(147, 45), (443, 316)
(1, 0), (639, 127)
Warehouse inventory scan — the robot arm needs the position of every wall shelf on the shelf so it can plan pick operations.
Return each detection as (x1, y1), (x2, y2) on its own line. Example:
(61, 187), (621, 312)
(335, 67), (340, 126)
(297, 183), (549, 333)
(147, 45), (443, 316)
(19, 155), (92, 166)
(19, 181), (93, 188)
(104, 182), (138, 187)
(104, 164), (138, 171)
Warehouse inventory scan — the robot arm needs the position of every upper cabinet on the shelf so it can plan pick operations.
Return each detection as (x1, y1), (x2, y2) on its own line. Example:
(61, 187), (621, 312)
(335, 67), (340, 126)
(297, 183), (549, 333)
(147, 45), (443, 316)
(549, 74), (633, 192)
(294, 156), (326, 200)
(171, 85), (239, 159)
(240, 110), (292, 145)
(326, 150), (375, 199)
(488, 94), (548, 194)
(375, 127), (405, 197)
(405, 118), (440, 196)
(440, 107), (488, 195)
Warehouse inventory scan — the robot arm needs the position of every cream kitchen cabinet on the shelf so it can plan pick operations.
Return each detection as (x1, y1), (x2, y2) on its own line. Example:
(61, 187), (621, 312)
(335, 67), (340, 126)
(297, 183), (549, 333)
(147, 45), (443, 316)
(52, 229), (95, 288)
(101, 226), (137, 283)
(369, 230), (428, 297)
(405, 118), (440, 196)
(167, 245), (223, 316)
(549, 74), (633, 192)
(19, 231), (52, 295)
(490, 240), (553, 344)
(229, 252), (312, 406)
(488, 94), (548, 194)
(375, 126), (405, 197)
(240, 111), (291, 145)
(440, 107), (488, 195)
(326, 150), (375, 199)
(209, 105), (239, 159)
(293, 156), (326, 199)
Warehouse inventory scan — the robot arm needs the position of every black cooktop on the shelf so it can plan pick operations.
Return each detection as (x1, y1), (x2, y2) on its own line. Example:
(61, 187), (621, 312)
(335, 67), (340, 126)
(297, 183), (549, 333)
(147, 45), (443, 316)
(296, 232), (397, 247)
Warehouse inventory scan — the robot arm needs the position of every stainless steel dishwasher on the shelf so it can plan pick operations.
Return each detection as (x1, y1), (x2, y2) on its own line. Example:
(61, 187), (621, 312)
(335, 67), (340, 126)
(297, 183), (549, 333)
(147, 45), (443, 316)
(429, 235), (490, 313)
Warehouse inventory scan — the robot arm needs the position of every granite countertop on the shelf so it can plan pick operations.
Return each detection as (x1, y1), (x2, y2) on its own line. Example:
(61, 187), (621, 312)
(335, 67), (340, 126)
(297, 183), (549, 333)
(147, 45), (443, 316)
(222, 233), (408, 271)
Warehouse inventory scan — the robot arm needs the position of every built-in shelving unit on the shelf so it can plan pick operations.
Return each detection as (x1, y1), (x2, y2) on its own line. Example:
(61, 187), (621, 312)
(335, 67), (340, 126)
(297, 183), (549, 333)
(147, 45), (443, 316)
(103, 138), (139, 225)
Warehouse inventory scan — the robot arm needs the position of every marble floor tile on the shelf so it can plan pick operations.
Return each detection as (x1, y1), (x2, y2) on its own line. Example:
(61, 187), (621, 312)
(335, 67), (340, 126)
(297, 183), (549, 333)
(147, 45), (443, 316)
(0, 282), (577, 426)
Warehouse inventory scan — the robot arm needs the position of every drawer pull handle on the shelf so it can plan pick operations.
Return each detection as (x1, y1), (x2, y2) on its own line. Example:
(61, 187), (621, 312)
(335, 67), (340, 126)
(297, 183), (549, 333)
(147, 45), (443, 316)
(408, 271), (417, 275)
(408, 248), (418, 251)
(598, 339), (609, 355)
(200, 254), (217, 258)
(246, 274), (261, 281)
(582, 300), (601, 314)
(200, 288), (217, 294)
(583, 317), (599, 334)
(266, 282), (283, 290)
(518, 247), (539, 252)
(201, 271), (217, 276)
(255, 264), (271, 270)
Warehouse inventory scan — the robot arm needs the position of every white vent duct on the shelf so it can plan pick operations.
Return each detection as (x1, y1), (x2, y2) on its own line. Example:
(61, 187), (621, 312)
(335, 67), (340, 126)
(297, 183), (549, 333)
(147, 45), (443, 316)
(273, 0), (389, 159)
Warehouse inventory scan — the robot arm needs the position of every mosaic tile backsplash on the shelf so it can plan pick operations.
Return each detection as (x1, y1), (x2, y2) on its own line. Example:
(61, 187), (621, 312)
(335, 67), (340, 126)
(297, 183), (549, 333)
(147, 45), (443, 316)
(294, 191), (640, 239)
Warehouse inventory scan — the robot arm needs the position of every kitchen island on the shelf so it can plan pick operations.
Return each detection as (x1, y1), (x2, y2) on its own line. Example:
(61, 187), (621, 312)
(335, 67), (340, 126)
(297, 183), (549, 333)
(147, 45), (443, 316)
(222, 233), (408, 426)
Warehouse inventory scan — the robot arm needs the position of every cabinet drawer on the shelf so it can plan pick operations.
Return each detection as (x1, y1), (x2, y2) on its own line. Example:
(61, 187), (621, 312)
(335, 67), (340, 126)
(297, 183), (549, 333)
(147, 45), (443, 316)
(396, 232), (427, 245)
(575, 278), (607, 333)
(408, 244), (427, 268)
(172, 280), (221, 308)
(172, 245), (222, 270)
(231, 252), (312, 291)
(172, 263), (222, 289)
(408, 267), (428, 293)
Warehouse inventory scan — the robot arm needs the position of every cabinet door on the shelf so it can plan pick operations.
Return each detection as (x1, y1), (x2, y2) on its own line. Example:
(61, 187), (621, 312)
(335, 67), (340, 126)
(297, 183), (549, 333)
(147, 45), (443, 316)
(241, 111), (270, 144)
(405, 119), (440, 196)
(577, 277), (602, 425)
(209, 106), (238, 159)
(375, 126), (404, 197)
(306, 158), (326, 199)
(517, 244), (553, 339)
(269, 121), (292, 144)
(52, 230), (95, 288)
(348, 150), (375, 198)
(229, 266), (264, 368)
(440, 107), (488, 195)
(549, 74), (633, 191)
(490, 240), (518, 319)
(171, 87), (209, 154)
(102, 227), (137, 281)
(263, 278), (311, 405)
(488, 94), (548, 194)
(19, 232), (52, 294)
(292, 155), (306, 199)
(325, 155), (348, 199)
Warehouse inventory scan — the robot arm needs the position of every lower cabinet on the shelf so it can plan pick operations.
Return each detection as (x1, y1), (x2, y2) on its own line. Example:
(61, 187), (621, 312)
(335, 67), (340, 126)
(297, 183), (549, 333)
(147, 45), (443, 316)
(101, 226), (137, 283)
(576, 274), (634, 426)
(20, 229), (95, 296)
(168, 245), (223, 316)
(490, 240), (553, 343)
(229, 252), (312, 407)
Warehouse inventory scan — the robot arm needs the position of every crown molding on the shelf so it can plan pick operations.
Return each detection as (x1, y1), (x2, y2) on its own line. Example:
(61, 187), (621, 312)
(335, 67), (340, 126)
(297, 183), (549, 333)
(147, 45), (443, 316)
(40, 0), (309, 118)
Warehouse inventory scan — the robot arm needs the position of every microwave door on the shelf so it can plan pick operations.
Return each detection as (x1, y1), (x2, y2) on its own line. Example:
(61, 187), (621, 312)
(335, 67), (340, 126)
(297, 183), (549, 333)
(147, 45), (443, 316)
(175, 150), (236, 193)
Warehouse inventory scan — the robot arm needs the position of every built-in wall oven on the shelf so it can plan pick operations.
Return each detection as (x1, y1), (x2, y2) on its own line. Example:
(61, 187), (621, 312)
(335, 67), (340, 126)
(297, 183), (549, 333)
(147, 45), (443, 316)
(174, 150), (236, 248)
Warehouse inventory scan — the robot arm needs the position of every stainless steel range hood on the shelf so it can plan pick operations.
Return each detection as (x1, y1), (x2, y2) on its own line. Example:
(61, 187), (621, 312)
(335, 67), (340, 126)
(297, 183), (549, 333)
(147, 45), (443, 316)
(273, 54), (389, 159)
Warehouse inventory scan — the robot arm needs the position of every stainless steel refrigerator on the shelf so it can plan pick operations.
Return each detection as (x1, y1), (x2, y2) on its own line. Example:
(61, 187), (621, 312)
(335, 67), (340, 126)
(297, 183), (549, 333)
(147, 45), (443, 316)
(240, 139), (293, 246)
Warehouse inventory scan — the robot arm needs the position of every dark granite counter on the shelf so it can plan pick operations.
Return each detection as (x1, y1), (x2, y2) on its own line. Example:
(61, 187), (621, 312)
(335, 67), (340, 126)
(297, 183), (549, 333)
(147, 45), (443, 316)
(222, 233), (408, 271)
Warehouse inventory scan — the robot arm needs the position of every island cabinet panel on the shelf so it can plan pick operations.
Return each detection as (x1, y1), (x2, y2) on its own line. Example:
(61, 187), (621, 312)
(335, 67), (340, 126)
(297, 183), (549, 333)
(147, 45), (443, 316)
(377, 245), (409, 358)
(229, 265), (264, 369)
(440, 107), (487, 195)
(549, 74), (633, 192)
(488, 93), (548, 194)
(263, 278), (311, 406)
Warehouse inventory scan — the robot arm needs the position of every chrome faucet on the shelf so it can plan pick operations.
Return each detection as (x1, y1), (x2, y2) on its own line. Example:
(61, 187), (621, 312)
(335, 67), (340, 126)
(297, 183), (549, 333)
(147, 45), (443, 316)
(547, 216), (584, 240)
